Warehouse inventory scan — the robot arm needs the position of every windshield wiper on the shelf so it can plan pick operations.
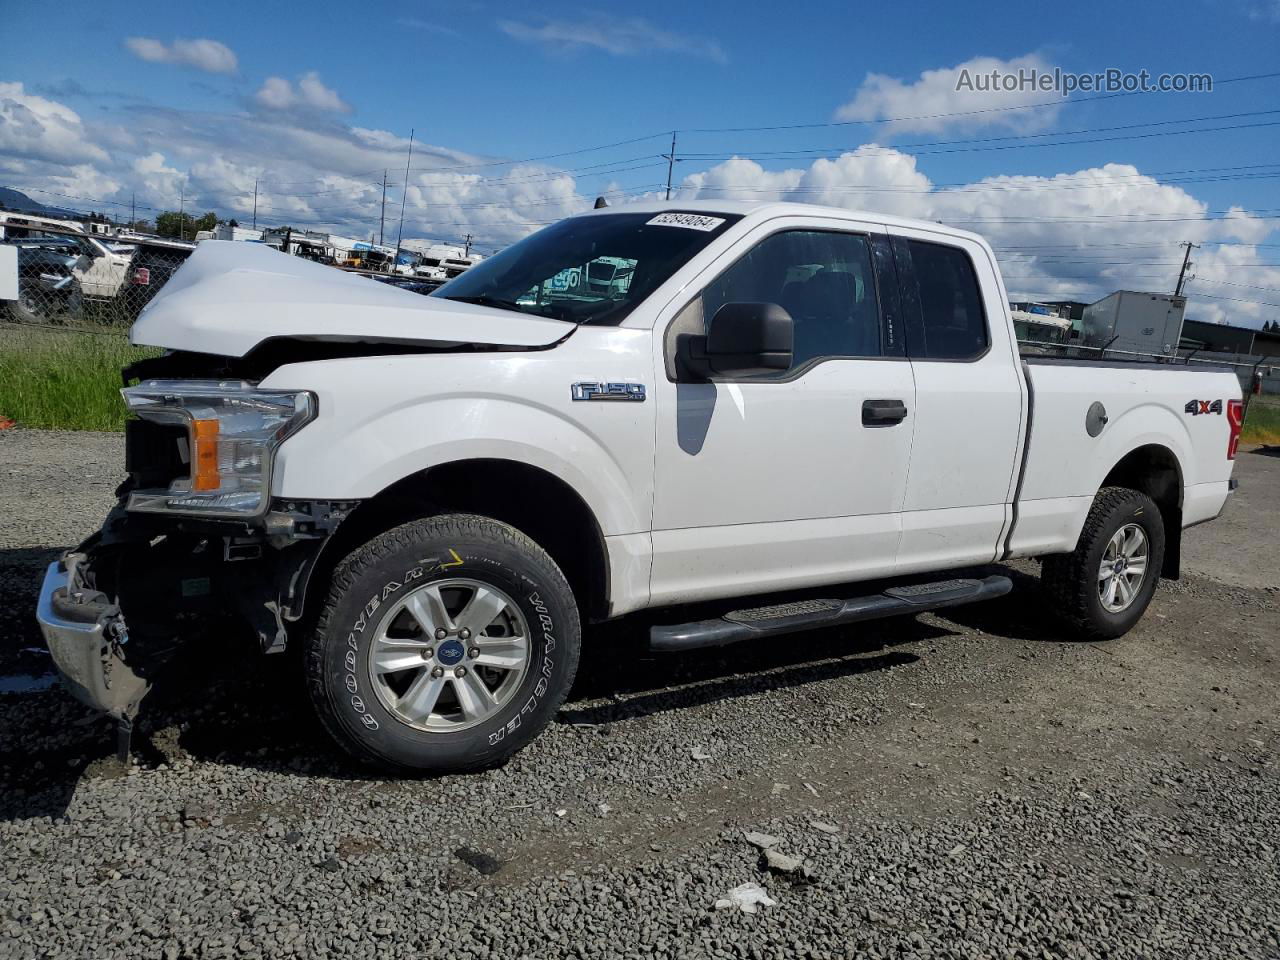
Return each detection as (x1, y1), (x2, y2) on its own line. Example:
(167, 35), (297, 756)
(441, 294), (527, 313)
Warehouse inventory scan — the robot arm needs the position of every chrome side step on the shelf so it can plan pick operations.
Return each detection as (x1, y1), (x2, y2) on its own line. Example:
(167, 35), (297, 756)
(649, 575), (1012, 653)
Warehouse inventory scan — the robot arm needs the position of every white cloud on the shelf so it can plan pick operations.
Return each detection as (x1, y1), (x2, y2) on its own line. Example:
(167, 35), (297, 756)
(255, 77), (294, 110)
(835, 53), (1062, 134)
(123, 37), (238, 74)
(3, 84), (1275, 327)
(131, 152), (185, 207)
(499, 15), (727, 63)
(672, 152), (1278, 327)
(0, 81), (109, 165)
(254, 72), (351, 113)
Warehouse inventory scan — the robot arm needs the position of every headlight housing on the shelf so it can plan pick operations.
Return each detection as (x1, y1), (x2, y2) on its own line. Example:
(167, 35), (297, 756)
(122, 379), (316, 518)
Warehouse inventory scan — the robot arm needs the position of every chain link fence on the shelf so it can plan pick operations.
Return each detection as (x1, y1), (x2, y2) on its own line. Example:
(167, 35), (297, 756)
(2, 226), (194, 328)
(1, 228), (448, 329)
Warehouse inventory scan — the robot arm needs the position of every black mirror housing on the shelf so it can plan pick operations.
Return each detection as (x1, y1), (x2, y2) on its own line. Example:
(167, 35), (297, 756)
(704, 302), (794, 378)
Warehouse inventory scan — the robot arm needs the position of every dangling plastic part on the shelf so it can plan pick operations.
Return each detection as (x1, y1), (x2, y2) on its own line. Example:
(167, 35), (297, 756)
(116, 712), (134, 765)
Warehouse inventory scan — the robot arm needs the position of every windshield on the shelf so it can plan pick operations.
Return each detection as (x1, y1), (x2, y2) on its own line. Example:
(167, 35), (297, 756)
(433, 211), (741, 325)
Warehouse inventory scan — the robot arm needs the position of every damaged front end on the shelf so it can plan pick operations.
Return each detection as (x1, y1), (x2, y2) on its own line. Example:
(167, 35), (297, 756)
(35, 365), (353, 758)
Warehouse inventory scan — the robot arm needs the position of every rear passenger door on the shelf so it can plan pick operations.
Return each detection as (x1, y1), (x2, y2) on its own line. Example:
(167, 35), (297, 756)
(890, 231), (1025, 573)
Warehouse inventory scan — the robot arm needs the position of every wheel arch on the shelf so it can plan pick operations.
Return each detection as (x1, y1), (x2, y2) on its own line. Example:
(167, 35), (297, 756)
(1098, 442), (1184, 579)
(298, 458), (612, 627)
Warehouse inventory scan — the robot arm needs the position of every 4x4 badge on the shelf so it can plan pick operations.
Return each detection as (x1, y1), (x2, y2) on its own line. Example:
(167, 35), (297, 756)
(1184, 399), (1223, 415)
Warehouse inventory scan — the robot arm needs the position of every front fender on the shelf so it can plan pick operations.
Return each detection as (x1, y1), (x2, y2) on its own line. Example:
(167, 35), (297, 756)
(261, 337), (655, 537)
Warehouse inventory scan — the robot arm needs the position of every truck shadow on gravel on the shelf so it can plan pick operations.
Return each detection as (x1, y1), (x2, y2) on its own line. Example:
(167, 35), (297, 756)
(923, 564), (1075, 643)
(559, 621), (939, 727)
(0, 553), (1068, 815)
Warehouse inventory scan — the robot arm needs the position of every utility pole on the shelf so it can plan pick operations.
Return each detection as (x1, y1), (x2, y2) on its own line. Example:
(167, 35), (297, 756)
(178, 179), (186, 241)
(394, 129), (415, 268)
(130, 192), (136, 230)
(663, 131), (678, 200)
(1174, 241), (1198, 297)
(464, 233), (473, 257)
(252, 177), (259, 231)
(379, 170), (388, 246)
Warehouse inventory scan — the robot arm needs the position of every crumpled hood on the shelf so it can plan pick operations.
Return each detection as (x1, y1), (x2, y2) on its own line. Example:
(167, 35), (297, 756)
(130, 241), (570, 357)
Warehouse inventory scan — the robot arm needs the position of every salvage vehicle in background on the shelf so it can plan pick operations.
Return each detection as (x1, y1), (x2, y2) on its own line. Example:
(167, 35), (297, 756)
(121, 236), (196, 318)
(37, 202), (1242, 773)
(0, 212), (135, 309)
(4, 239), (84, 323)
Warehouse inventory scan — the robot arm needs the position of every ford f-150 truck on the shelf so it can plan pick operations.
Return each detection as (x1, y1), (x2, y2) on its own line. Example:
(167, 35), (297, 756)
(36, 202), (1243, 772)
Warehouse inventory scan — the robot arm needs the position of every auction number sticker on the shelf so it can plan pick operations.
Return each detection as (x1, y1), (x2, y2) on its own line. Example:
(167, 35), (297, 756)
(646, 213), (726, 231)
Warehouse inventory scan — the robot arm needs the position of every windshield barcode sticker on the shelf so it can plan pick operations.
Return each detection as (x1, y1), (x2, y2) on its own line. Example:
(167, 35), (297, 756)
(646, 213), (726, 232)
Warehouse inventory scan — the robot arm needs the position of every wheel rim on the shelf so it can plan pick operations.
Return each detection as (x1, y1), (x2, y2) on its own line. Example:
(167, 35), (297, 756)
(1097, 523), (1149, 613)
(366, 577), (530, 733)
(18, 291), (44, 319)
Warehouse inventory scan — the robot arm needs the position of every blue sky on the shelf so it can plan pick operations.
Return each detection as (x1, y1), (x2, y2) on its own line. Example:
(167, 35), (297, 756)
(4, 0), (1280, 325)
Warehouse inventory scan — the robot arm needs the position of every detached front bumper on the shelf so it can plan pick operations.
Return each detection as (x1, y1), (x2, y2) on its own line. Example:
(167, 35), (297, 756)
(36, 561), (149, 720)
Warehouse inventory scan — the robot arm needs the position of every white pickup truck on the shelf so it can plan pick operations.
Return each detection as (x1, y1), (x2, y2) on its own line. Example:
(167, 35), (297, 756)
(37, 201), (1243, 772)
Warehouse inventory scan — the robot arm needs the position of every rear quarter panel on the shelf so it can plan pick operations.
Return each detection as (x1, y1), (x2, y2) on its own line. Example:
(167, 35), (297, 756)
(1011, 362), (1240, 556)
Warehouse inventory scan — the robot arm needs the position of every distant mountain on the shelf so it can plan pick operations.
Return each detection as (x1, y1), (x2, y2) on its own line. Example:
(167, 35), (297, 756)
(0, 187), (80, 219)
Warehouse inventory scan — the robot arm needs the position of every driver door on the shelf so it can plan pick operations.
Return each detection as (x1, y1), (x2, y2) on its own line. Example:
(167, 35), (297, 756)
(649, 218), (917, 606)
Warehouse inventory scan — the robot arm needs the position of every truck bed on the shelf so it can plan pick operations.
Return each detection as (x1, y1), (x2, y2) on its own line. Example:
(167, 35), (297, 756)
(1005, 359), (1240, 560)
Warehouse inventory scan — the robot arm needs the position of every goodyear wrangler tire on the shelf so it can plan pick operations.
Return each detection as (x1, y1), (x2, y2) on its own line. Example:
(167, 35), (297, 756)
(1042, 487), (1165, 641)
(306, 514), (581, 773)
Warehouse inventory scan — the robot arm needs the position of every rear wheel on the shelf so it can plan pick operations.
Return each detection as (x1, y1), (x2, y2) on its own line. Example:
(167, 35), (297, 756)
(306, 514), (580, 773)
(1042, 487), (1165, 640)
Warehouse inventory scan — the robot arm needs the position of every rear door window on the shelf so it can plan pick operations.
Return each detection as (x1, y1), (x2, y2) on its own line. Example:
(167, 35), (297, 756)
(900, 239), (989, 360)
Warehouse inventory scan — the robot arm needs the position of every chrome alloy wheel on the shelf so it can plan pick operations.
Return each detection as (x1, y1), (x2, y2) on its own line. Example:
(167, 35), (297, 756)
(1098, 523), (1149, 614)
(366, 578), (530, 732)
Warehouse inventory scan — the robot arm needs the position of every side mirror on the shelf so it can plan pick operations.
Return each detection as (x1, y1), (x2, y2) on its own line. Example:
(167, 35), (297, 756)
(699, 302), (793, 378)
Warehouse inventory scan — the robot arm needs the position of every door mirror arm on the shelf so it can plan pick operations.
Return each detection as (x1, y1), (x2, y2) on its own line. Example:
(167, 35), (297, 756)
(675, 333), (712, 381)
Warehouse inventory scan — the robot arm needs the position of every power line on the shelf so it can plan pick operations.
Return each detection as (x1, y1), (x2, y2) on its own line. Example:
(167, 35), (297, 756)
(678, 70), (1280, 134)
(997, 257), (1280, 266)
(997, 239), (1280, 250)
(407, 131), (672, 174)
(682, 118), (1280, 163)
(1190, 291), (1280, 309)
(691, 106), (1280, 156)
(695, 163), (1280, 198)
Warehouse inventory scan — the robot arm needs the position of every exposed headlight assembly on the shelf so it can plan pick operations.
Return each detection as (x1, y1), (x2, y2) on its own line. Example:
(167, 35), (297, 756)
(122, 379), (316, 518)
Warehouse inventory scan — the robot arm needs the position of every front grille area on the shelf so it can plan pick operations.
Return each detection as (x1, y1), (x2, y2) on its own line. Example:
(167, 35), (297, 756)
(124, 418), (188, 490)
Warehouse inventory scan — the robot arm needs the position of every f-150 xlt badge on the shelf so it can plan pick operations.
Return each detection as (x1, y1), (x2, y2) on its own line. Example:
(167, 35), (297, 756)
(1185, 399), (1223, 416)
(571, 382), (646, 402)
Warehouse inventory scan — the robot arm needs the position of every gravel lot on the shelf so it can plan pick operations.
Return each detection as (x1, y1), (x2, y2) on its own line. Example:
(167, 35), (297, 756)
(1, 429), (1277, 959)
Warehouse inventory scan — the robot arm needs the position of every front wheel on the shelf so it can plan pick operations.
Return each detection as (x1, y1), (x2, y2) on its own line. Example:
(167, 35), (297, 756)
(306, 514), (581, 773)
(7, 278), (80, 324)
(1042, 486), (1166, 640)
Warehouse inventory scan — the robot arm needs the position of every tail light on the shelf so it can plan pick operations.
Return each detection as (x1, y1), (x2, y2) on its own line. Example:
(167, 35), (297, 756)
(131, 267), (150, 286)
(1227, 399), (1244, 460)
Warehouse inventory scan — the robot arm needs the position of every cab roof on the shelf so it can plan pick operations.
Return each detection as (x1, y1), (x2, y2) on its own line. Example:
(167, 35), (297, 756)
(581, 199), (989, 248)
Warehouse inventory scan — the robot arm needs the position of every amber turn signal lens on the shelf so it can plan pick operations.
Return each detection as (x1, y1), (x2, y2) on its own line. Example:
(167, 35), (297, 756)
(191, 418), (220, 491)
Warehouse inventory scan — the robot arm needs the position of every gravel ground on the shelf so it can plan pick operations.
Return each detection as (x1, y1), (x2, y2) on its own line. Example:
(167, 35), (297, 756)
(1, 430), (1278, 959)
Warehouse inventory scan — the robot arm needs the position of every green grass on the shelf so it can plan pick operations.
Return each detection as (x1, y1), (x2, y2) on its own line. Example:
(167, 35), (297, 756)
(1242, 398), (1280, 446)
(0, 327), (159, 431)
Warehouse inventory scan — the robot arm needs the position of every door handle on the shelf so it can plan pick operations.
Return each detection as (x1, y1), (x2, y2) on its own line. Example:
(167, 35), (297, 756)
(862, 398), (908, 426)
